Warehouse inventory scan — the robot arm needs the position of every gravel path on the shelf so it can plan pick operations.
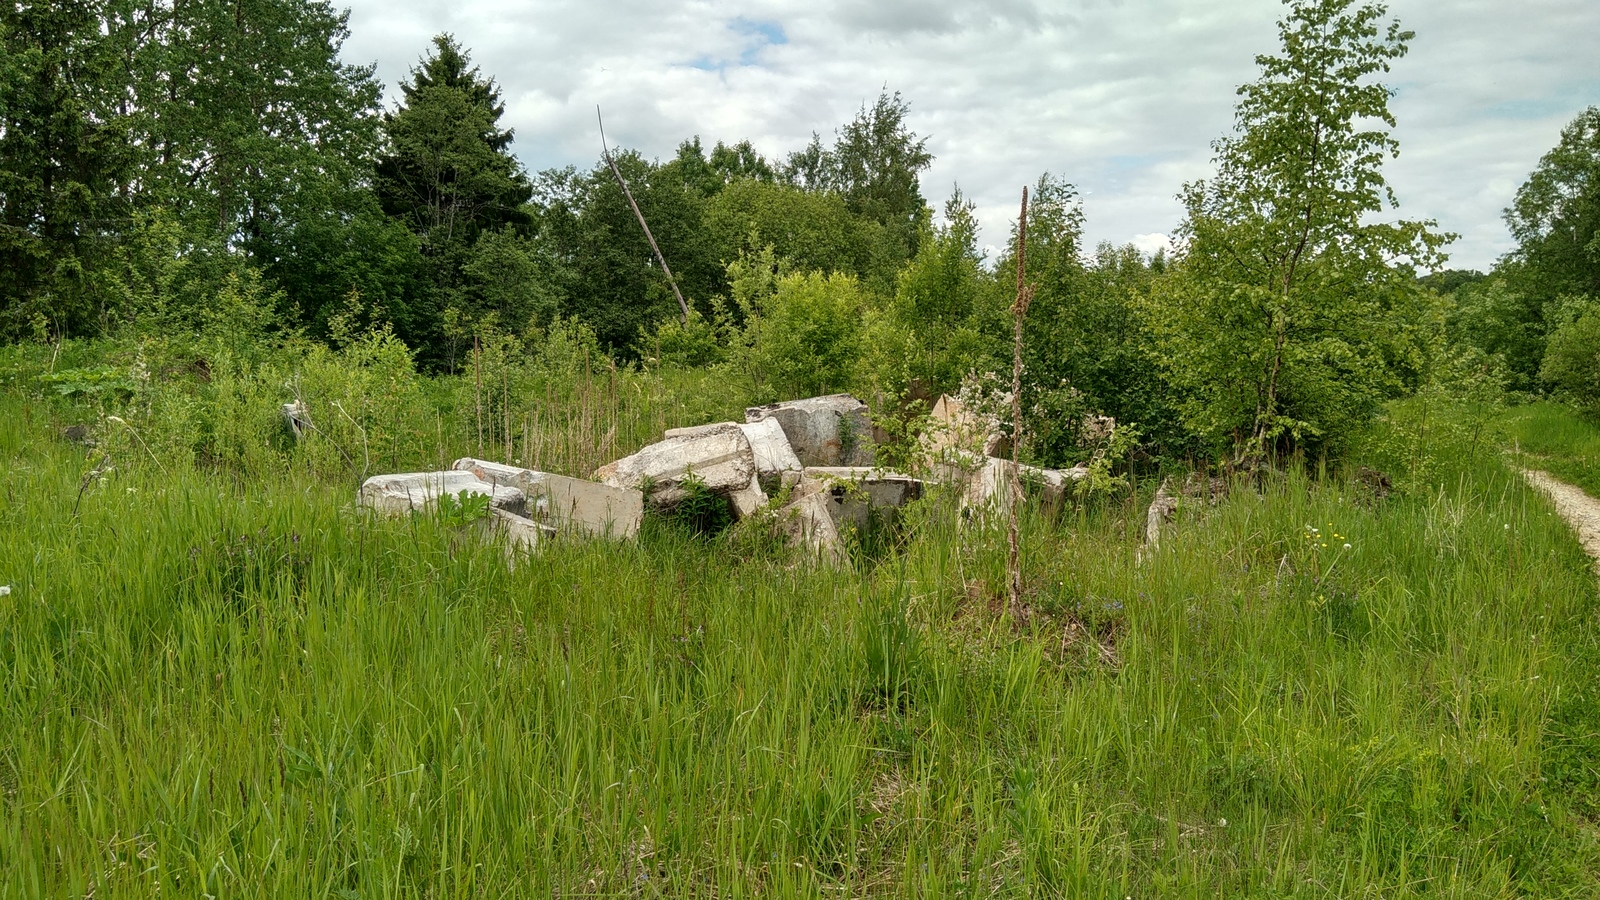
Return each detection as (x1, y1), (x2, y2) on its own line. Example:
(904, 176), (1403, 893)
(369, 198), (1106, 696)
(1524, 469), (1600, 576)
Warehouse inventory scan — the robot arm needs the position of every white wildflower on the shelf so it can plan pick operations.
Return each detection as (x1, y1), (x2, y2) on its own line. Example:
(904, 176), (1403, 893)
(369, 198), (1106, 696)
(0, 585), (10, 597)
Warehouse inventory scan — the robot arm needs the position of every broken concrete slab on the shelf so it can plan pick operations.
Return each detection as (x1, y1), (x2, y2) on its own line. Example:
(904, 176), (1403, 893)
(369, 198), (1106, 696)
(594, 425), (761, 514)
(481, 507), (555, 558)
(1021, 462), (1091, 509)
(772, 477), (846, 566)
(741, 418), (804, 491)
(663, 419), (804, 492)
(728, 472), (770, 520)
(960, 457), (1016, 517)
(359, 471), (526, 517)
(1144, 477), (1178, 551)
(282, 400), (310, 441)
(958, 458), (1088, 517)
(453, 458), (643, 539)
(803, 467), (925, 536)
(745, 394), (874, 467)
(923, 394), (1007, 463)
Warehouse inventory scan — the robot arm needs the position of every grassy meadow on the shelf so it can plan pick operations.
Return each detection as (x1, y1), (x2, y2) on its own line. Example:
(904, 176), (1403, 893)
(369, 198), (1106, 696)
(3, 350), (1600, 897)
(1501, 402), (1600, 498)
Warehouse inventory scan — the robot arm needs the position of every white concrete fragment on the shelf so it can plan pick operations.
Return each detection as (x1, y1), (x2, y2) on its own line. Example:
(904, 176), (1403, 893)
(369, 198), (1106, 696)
(482, 507), (553, 556)
(1021, 462), (1091, 509)
(773, 478), (846, 565)
(594, 426), (758, 511)
(359, 471), (526, 517)
(740, 418), (804, 490)
(282, 400), (310, 440)
(664, 420), (801, 494)
(728, 472), (770, 520)
(959, 458), (1088, 517)
(1145, 477), (1178, 550)
(745, 394), (874, 467)
(923, 394), (1006, 463)
(453, 458), (643, 539)
(961, 457), (1015, 516)
(803, 467), (925, 535)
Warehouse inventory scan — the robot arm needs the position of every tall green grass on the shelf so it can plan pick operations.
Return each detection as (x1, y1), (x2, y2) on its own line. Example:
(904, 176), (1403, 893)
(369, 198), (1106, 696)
(1501, 401), (1600, 497)
(3, 377), (1600, 895)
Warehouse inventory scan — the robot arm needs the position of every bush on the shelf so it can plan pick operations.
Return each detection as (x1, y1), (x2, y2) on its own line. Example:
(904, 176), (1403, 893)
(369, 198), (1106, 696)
(1540, 304), (1600, 408)
(743, 271), (864, 400)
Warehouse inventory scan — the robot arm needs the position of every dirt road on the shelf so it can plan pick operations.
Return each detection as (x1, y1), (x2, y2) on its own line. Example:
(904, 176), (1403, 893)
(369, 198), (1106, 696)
(1524, 469), (1600, 576)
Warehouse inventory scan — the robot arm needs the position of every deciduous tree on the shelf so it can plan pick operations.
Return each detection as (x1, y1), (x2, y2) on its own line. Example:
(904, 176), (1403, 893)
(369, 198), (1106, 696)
(1149, 0), (1449, 460)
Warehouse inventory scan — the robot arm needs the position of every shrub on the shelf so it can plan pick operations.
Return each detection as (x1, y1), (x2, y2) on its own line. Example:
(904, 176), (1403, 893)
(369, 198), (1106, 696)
(1540, 304), (1600, 408)
(743, 271), (864, 400)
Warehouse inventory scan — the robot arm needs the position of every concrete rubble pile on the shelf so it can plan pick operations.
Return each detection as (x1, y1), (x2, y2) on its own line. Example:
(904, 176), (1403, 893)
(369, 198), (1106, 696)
(355, 390), (1107, 563)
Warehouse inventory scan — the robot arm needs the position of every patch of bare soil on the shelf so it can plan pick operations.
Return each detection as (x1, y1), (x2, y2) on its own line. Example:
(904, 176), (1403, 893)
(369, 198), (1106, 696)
(1524, 469), (1600, 576)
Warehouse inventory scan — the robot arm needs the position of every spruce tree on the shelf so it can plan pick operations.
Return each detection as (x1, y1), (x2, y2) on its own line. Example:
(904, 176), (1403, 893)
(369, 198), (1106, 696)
(0, 0), (134, 339)
(375, 34), (532, 365)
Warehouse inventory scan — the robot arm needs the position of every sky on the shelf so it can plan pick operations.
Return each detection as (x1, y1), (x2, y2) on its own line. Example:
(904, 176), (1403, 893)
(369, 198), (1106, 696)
(335, 0), (1600, 272)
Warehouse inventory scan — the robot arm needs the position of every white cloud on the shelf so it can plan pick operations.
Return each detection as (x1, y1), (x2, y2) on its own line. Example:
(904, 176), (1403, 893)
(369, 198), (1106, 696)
(337, 0), (1600, 271)
(1129, 233), (1176, 257)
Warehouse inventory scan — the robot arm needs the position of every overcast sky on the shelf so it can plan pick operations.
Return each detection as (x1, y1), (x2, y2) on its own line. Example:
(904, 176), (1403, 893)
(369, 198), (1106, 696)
(336, 0), (1599, 271)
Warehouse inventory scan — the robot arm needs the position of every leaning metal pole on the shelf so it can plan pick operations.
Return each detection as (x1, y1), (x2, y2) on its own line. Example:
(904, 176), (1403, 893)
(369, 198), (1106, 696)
(598, 107), (691, 323)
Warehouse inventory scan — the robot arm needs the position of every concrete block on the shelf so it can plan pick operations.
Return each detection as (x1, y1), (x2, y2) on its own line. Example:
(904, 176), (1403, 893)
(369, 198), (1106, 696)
(359, 471), (525, 517)
(594, 426), (758, 512)
(453, 458), (643, 539)
(773, 477), (846, 565)
(745, 394), (874, 467)
(803, 466), (925, 535)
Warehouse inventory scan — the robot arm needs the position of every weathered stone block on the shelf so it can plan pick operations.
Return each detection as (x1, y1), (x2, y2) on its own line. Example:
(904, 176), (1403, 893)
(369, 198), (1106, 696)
(739, 417), (804, 491)
(745, 394), (874, 467)
(282, 400), (310, 440)
(594, 426), (761, 514)
(958, 458), (1088, 517)
(772, 477), (846, 565)
(803, 467), (924, 535)
(923, 394), (1007, 463)
(485, 507), (553, 554)
(358, 471), (525, 517)
(453, 458), (643, 539)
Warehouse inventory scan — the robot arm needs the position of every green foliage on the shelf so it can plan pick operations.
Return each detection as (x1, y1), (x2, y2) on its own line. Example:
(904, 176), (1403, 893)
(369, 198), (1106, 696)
(1499, 107), (1600, 372)
(1148, 0), (1449, 461)
(35, 365), (140, 402)
(0, 0), (134, 340)
(376, 34), (531, 249)
(703, 179), (868, 279)
(656, 473), (733, 537)
(374, 35), (534, 367)
(642, 309), (726, 369)
(1447, 275), (1547, 391)
(461, 226), (559, 331)
(531, 154), (712, 354)
(874, 190), (1005, 396)
(742, 271), (865, 401)
(784, 91), (934, 291)
(5, 368), (1600, 894)
(1540, 303), (1600, 408)
(994, 174), (1189, 462)
(434, 489), (490, 527)
(1500, 400), (1600, 498)
(1071, 423), (1140, 504)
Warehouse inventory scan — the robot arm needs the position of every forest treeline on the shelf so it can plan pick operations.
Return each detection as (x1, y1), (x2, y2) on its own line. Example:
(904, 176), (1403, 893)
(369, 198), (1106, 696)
(2, 0), (1597, 466)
